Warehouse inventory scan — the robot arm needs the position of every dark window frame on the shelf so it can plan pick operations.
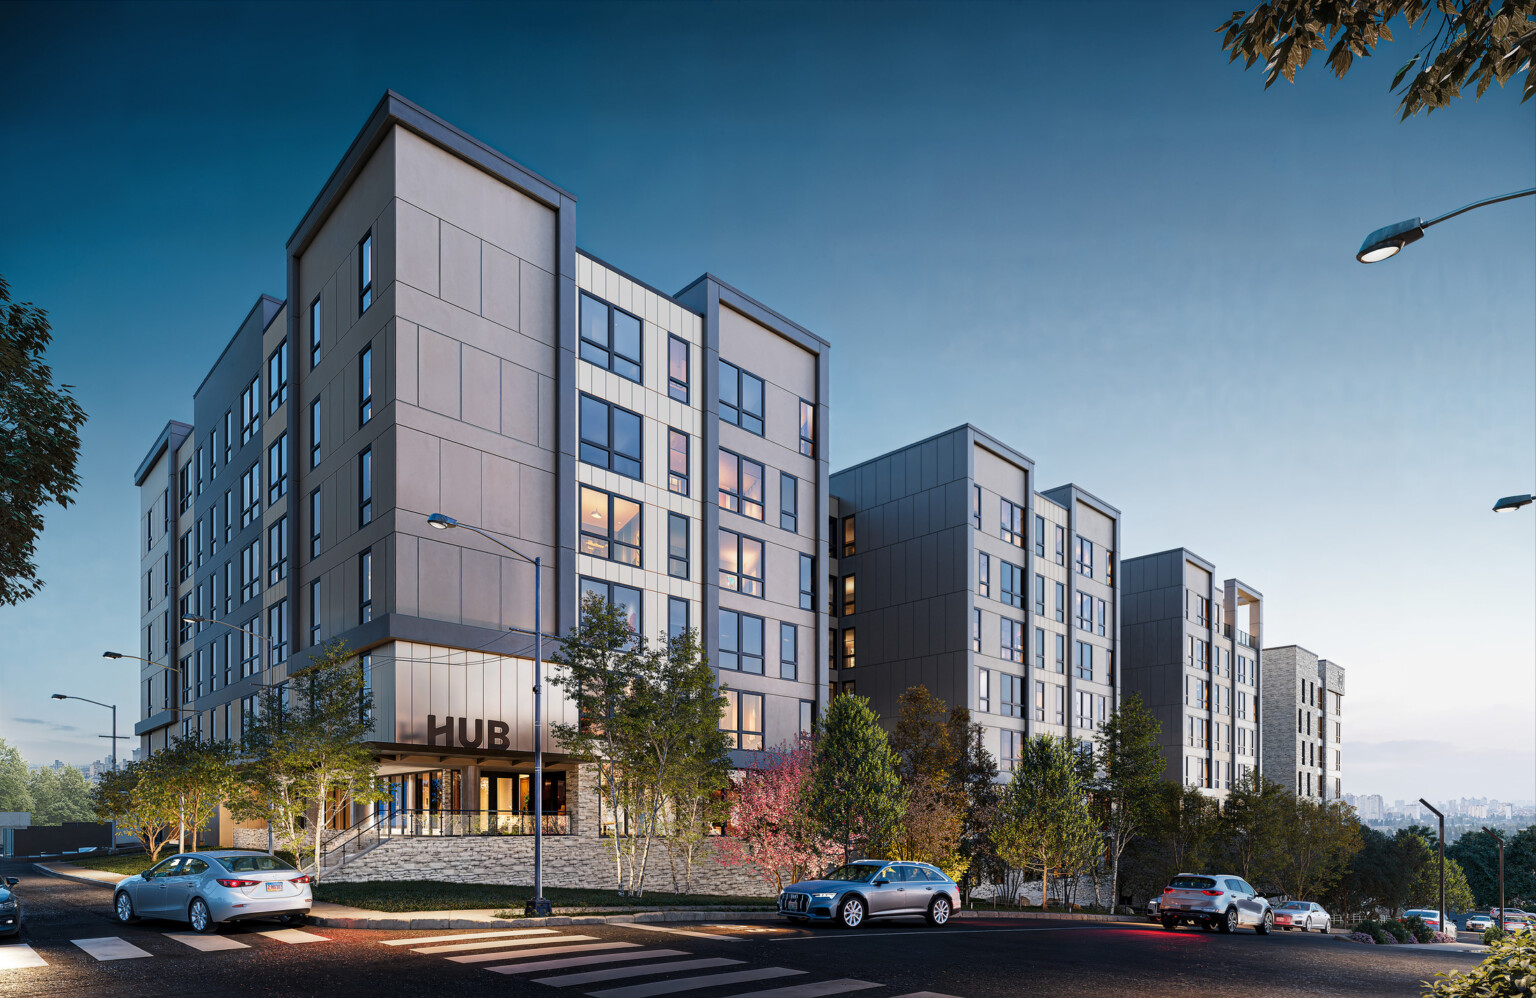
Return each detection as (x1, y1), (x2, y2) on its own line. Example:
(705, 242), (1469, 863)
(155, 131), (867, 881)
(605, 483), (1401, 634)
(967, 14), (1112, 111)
(719, 360), (765, 435)
(718, 608), (765, 674)
(667, 512), (689, 579)
(667, 427), (689, 495)
(579, 394), (643, 480)
(667, 334), (689, 402)
(579, 485), (642, 567)
(719, 528), (765, 598)
(358, 231), (373, 313)
(358, 447), (373, 527)
(718, 448), (765, 521)
(267, 341), (288, 415)
(578, 292), (642, 383)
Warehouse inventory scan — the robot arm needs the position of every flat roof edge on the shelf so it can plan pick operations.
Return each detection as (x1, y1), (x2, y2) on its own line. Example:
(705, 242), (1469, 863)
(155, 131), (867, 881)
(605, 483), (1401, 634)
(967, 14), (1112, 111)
(134, 420), (194, 486)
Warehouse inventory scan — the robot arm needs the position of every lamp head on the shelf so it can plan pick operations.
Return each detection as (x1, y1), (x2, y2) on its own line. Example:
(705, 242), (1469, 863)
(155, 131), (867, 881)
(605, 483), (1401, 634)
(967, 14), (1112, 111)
(427, 513), (458, 530)
(1357, 217), (1425, 263)
(50, 693), (67, 700)
(1493, 494), (1534, 513)
(102, 651), (123, 659)
(182, 615), (203, 624)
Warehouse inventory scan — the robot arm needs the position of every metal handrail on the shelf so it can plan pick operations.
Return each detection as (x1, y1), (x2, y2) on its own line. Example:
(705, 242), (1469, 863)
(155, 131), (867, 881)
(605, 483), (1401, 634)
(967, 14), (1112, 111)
(377, 808), (571, 838)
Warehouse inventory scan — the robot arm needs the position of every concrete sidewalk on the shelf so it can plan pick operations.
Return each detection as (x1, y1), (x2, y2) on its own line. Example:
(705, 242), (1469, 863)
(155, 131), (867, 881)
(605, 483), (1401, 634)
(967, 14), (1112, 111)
(33, 862), (128, 888)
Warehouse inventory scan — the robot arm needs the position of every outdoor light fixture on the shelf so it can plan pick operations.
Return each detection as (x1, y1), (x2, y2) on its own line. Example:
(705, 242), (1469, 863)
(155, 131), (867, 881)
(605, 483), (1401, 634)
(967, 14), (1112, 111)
(1494, 494), (1534, 512)
(50, 693), (66, 700)
(1357, 188), (1535, 263)
(427, 513), (457, 529)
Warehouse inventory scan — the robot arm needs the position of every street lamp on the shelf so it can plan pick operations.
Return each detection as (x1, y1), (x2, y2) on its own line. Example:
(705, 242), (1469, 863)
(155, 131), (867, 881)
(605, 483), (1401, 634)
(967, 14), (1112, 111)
(1493, 494), (1534, 513)
(1356, 187), (1535, 263)
(428, 512), (551, 918)
(52, 692), (120, 854)
(1420, 799), (1446, 929)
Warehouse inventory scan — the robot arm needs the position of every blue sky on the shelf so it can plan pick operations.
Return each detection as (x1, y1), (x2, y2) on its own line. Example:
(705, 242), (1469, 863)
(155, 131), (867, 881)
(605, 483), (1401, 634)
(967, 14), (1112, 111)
(1, 1), (1531, 803)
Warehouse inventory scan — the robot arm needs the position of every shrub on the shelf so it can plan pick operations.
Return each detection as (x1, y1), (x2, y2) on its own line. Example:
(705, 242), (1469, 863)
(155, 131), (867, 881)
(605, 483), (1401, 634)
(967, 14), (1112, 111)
(1403, 915), (1434, 944)
(1357, 919), (1382, 936)
(1384, 920), (1412, 943)
(1431, 932), (1457, 944)
(1348, 931), (1377, 944)
(1482, 926), (1507, 946)
(1426, 929), (1536, 996)
(1373, 928), (1396, 945)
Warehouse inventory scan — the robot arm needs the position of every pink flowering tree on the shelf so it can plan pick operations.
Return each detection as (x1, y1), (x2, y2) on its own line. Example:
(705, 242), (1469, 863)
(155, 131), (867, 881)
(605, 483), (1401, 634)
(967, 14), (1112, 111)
(717, 737), (841, 892)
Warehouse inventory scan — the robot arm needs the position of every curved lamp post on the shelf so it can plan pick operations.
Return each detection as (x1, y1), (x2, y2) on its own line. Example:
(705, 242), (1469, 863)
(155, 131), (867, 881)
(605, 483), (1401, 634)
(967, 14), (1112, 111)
(51, 692), (119, 853)
(1357, 187), (1535, 263)
(427, 512), (551, 917)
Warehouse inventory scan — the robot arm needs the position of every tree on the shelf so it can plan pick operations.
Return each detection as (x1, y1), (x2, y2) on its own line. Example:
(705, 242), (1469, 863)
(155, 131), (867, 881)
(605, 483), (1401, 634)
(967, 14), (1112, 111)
(661, 630), (733, 896)
(0, 276), (88, 606)
(807, 692), (907, 865)
(1218, 770), (1289, 884)
(1411, 855), (1478, 913)
(1449, 827), (1536, 908)
(886, 686), (965, 873)
(1157, 782), (1220, 883)
(717, 737), (840, 892)
(26, 765), (94, 825)
(0, 739), (32, 815)
(1091, 693), (1164, 909)
(992, 735), (1099, 911)
(1267, 797), (1363, 902)
(944, 706), (1001, 901)
(1217, 1), (1536, 119)
(90, 760), (178, 864)
(154, 737), (238, 851)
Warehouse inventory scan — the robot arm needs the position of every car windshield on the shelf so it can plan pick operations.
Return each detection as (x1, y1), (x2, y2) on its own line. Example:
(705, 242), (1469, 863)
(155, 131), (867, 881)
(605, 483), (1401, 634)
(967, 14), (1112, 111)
(217, 854), (296, 873)
(1278, 902), (1308, 910)
(1168, 877), (1215, 890)
(822, 864), (883, 883)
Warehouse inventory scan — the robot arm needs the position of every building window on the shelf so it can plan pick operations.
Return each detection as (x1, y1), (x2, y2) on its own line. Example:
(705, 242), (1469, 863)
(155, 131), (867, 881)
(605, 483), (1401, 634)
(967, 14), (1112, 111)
(1104, 549), (1114, 586)
(223, 561), (233, 614)
(580, 486), (641, 566)
(978, 552), (991, 598)
(799, 700), (815, 737)
(267, 434), (288, 504)
(720, 689), (764, 751)
(1075, 641), (1093, 681)
(358, 231), (373, 312)
(1077, 592), (1094, 630)
(1002, 619), (1024, 665)
(799, 553), (814, 611)
(579, 293), (642, 383)
(359, 344), (372, 425)
(842, 574), (856, 615)
(667, 512), (689, 579)
(196, 446), (205, 496)
(267, 342), (288, 414)
(358, 447), (373, 526)
(309, 579), (321, 647)
(308, 488), (322, 558)
(178, 594), (191, 643)
(780, 473), (798, 533)
(1001, 730), (1022, 772)
(268, 599), (288, 667)
(1055, 633), (1066, 673)
(668, 597), (689, 642)
(1077, 690), (1095, 730)
(1000, 561), (1023, 608)
(827, 627), (836, 675)
(1035, 627), (1046, 670)
(580, 577), (642, 635)
(1000, 500), (1024, 547)
(718, 449), (764, 520)
(309, 398), (321, 468)
(1033, 515), (1045, 557)
(1055, 582), (1065, 622)
(780, 622), (798, 681)
(718, 610), (764, 674)
(977, 668), (990, 712)
(1054, 684), (1067, 724)
(1034, 574), (1045, 615)
(267, 517), (288, 584)
(842, 515), (855, 557)
(579, 394), (643, 480)
(971, 484), (982, 528)
(239, 463), (259, 527)
(719, 529), (765, 597)
(359, 549), (372, 623)
(1000, 673), (1023, 718)
(223, 490), (233, 543)
(1055, 524), (1066, 566)
(972, 608), (982, 652)
(240, 377), (260, 444)
(1097, 598), (1107, 637)
(1075, 537), (1093, 578)
(1034, 680), (1047, 722)
(240, 539), (261, 603)
(842, 628), (856, 670)
(798, 399), (815, 457)
(719, 361), (765, 435)
(309, 295), (322, 368)
(667, 428), (689, 495)
(668, 335), (688, 403)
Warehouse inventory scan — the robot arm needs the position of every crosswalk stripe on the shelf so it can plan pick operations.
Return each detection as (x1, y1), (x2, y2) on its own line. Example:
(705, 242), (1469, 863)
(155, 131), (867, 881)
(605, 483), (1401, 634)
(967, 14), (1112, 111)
(487, 949), (690, 974)
(617, 923), (742, 942)
(717, 981), (882, 998)
(478, 942), (642, 968)
(71, 937), (153, 961)
(886, 993), (966, 998)
(164, 932), (252, 952)
(0, 943), (47, 969)
(587, 967), (803, 998)
(381, 928), (557, 946)
(535, 957), (742, 987)
(258, 928), (330, 944)
(415, 934), (595, 955)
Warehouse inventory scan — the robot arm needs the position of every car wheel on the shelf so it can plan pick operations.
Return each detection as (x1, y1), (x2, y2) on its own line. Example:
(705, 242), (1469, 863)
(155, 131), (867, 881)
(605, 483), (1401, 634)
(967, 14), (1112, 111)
(1219, 907), (1238, 934)
(114, 892), (137, 924)
(837, 896), (865, 929)
(278, 913), (307, 928)
(189, 898), (217, 934)
(1161, 916), (1178, 931)
(1256, 910), (1273, 936)
(926, 896), (952, 927)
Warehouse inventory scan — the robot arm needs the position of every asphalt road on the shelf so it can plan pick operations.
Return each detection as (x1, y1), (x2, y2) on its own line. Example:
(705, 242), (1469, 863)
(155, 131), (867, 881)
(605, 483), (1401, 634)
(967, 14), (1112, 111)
(0, 860), (1485, 998)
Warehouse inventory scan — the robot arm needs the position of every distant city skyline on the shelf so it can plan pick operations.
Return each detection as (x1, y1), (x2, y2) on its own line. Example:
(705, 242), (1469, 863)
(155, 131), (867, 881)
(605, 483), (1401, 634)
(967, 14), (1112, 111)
(1, 1), (1531, 804)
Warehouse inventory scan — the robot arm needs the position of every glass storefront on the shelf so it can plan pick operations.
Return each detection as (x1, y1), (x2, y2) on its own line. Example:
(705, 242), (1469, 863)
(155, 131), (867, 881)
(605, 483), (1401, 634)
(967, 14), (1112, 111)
(374, 768), (568, 835)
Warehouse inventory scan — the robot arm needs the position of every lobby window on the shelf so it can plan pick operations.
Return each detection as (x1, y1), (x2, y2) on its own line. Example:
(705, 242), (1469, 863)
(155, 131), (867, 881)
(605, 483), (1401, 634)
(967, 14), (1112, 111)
(358, 231), (373, 313)
(1000, 673), (1022, 718)
(718, 449), (764, 520)
(668, 334), (688, 402)
(268, 599), (288, 667)
(579, 293), (642, 383)
(1034, 515), (1045, 556)
(267, 516), (288, 584)
(1034, 574), (1045, 615)
(309, 294), (322, 368)
(977, 668), (990, 713)
(1035, 627), (1046, 670)
(268, 342), (288, 414)
(842, 574), (856, 615)
(1002, 619), (1024, 665)
(780, 622), (797, 681)
(309, 488), (322, 558)
(1075, 640), (1093, 680)
(667, 428), (689, 495)
(1054, 524), (1066, 565)
(1001, 730), (1022, 773)
(972, 608), (982, 652)
(718, 609), (764, 674)
(798, 399), (815, 458)
(720, 689), (764, 751)
(309, 579), (321, 647)
(309, 398), (321, 468)
(580, 486), (641, 566)
(667, 512), (689, 579)
(780, 473), (798, 532)
(359, 344), (373, 425)
(719, 361), (765, 435)
(1000, 499), (1024, 547)
(978, 552), (990, 598)
(240, 539), (261, 603)
(267, 433), (288, 504)
(668, 597), (689, 642)
(799, 553), (814, 610)
(1055, 633), (1066, 673)
(358, 447), (373, 526)
(1055, 582), (1065, 622)
(719, 529), (764, 597)
(971, 484), (982, 528)
(842, 628), (856, 669)
(842, 515), (855, 556)
(240, 377), (260, 444)
(359, 549), (372, 623)
(1001, 561), (1023, 608)
(580, 577), (642, 636)
(579, 394), (642, 480)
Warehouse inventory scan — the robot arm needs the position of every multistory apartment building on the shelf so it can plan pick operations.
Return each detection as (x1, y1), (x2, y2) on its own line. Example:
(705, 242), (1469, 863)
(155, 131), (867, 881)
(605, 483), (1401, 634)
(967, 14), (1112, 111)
(1260, 645), (1344, 800)
(1120, 549), (1262, 798)
(827, 425), (1120, 773)
(132, 92), (830, 846)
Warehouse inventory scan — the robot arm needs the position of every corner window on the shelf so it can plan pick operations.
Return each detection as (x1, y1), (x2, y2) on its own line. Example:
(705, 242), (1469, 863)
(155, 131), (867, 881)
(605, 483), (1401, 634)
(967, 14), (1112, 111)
(667, 428), (689, 495)
(579, 395), (642, 480)
(579, 293), (642, 383)
(579, 486), (641, 566)
(719, 529), (764, 597)
(971, 484), (981, 528)
(358, 231), (373, 313)
(668, 335), (689, 402)
(798, 399), (815, 458)
(719, 361), (764, 435)
(719, 610), (764, 674)
(667, 512), (689, 579)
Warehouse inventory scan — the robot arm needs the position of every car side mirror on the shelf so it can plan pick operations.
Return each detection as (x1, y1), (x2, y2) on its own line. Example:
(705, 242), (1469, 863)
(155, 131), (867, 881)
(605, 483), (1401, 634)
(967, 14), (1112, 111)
(4, 878), (16, 886)
(873, 879), (888, 887)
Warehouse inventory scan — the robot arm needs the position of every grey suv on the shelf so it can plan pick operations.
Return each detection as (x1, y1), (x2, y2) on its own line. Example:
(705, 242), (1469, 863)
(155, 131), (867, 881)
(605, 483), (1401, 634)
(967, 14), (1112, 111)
(1159, 873), (1272, 935)
(779, 860), (959, 928)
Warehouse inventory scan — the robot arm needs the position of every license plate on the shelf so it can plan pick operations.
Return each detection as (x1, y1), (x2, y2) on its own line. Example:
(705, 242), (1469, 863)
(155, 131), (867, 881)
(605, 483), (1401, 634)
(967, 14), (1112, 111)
(265, 882), (283, 893)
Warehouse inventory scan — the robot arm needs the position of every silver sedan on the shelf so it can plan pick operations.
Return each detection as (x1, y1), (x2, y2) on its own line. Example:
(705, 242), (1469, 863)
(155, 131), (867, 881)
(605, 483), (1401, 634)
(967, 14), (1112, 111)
(113, 851), (313, 933)
(1272, 900), (1331, 932)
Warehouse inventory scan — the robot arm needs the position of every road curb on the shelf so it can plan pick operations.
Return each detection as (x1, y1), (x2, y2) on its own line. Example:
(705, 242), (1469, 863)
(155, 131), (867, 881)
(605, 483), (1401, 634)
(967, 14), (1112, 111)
(956, 909), (1143, 923)
(31, 863), (126, 890)
(309, 909), (785, 930)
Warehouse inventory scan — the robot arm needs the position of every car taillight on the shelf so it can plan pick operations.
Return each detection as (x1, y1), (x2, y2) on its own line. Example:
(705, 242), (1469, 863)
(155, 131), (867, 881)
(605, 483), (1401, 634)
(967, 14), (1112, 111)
(290, 875), (312, 884)
(1201, 890), (1224, 896)
(216, 879), (259, 888)
(1164, 887), (1175, 893)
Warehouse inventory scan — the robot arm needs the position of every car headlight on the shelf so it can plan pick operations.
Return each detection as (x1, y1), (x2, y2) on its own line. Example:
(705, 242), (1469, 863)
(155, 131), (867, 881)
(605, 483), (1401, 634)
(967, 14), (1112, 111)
(0, 902), (15, 912)
(811, 892), (837, 898)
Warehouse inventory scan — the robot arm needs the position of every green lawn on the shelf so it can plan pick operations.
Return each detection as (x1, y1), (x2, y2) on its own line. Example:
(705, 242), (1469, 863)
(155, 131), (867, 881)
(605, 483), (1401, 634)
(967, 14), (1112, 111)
(314, 881), (775, 913)
(59, 853), (159, 876)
